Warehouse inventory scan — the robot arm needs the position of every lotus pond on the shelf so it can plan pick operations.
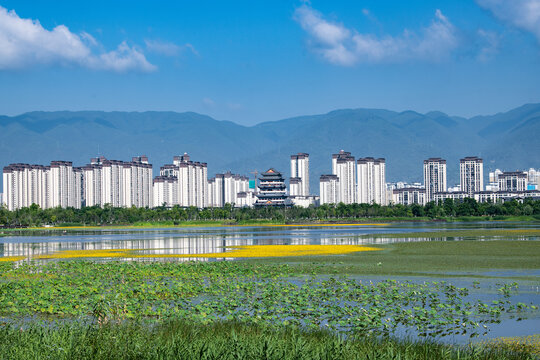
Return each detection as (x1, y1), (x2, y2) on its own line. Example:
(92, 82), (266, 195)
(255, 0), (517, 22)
(0, 222), (539, 354)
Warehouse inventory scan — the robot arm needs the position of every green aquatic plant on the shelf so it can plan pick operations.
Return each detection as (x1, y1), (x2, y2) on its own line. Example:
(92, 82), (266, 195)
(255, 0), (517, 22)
(0, 261), (536, 339)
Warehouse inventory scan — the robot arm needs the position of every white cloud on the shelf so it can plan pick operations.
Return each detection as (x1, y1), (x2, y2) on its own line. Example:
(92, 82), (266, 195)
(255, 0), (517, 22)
(145, 39), (199, 57)
(80, 31), (98, 47)
(294, 5), (459, 65)
(184, 43), (199, 57)
(0, 6), (156, 72)
(476, 0), (540, 42)
(145, 39), (181, 56)
(202, 97), (215, 107)
(476, 29), (500, 61)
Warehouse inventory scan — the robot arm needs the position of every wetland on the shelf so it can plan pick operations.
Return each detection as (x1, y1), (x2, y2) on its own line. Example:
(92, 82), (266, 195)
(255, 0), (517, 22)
(0, 222), (539, 359)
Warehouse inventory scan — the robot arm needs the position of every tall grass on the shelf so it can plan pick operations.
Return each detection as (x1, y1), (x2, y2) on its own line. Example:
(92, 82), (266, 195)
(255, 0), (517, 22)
(0, 320), (535, 360)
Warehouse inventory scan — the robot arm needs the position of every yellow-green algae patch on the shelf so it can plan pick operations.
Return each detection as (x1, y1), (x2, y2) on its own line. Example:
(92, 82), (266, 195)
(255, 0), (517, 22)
(0, 256), (26, 262)
(6, 245), (381, 261)
(133, 245), (381, 258)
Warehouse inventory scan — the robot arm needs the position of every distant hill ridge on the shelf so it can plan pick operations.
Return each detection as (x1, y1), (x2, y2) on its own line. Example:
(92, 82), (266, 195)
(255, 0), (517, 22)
(1, 104), (539, 192)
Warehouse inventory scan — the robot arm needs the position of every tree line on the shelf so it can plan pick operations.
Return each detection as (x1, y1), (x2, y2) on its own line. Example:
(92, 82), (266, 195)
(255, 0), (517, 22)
(1, 198), (539, 227)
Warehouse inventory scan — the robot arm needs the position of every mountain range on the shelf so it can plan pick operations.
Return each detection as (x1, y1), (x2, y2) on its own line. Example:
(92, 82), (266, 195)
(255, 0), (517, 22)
(1, 103), (539, 193)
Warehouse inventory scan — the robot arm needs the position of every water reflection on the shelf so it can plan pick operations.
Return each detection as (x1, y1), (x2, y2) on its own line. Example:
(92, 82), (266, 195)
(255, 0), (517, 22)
(0, 224), (537, 262)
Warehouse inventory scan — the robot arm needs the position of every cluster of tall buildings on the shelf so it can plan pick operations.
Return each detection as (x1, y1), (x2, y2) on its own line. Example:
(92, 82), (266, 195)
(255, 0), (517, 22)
(2, 157), (153, 211)
(155, 154), (208, 208)
(208, 172), (250, 207)
(391, 156), (539, 206)
(2, 161), (82, 210)
(2, 151), (539, 211)
(82, 156), (153, 208)
(319, 150), (387, 205)
(1, 153), (259, 211)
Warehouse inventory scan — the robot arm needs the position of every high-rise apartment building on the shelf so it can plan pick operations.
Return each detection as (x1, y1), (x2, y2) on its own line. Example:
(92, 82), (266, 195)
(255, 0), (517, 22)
(290, 153), (309, 196)
(460, 156), (483, 197)
(153, 176), (178, 207)
(82, 163), (102, 207)
(423, 158), (447, 202)
(48, 161), (81, 208)
(332, 150), (356, 204)
(207, 172), (249, 207)
(83, 156), (152, 208)
(319, 174), (339, 205)
(3, 161), (81, 210)
(236, 191), (256, 207)
(125, 156), (153, 208)
(2, 164), (49, 210)
(157, 153), (208, 208)
(357, 157), (387, 205)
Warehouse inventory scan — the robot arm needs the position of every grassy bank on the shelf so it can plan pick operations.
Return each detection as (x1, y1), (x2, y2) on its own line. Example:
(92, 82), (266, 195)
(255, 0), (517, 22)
(1, 214), (539, 232)
(0, 320), (535, 360)
(246, 240), (540, 279)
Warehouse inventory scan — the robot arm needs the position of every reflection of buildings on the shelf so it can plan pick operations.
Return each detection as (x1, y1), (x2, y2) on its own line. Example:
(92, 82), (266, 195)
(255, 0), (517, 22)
(0, 234), (240, 260)
(2, 227), (537, 263)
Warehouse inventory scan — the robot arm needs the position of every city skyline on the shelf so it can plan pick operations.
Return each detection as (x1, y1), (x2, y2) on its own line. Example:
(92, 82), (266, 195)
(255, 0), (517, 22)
(3, 151), (539, 210)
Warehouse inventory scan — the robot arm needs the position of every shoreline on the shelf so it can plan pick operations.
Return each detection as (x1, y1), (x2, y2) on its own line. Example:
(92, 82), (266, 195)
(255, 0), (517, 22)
(1, 215), (539, 231)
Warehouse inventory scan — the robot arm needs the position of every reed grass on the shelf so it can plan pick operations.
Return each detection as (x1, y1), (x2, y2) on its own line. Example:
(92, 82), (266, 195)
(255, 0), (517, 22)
(0, 320), (535, 360)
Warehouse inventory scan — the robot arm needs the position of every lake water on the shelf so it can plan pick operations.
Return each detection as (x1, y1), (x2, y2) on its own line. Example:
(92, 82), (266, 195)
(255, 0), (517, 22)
(1, 222), (539, 260)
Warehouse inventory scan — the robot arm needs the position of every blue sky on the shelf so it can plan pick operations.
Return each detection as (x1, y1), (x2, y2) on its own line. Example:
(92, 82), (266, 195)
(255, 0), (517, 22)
(0, 0), (539, 125)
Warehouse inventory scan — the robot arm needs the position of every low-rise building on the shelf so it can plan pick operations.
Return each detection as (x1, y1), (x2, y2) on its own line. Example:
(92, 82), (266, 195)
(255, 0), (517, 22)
(392, 188), (426, 206)
(433, 191), (468, 202)
(237, 191), (257, 208)
(498, 172), (528, 192)
(289, 195), (319, 208)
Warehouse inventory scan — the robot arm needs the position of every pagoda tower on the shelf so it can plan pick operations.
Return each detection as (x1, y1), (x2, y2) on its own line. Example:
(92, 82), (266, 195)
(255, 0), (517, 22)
(254, 168), (287, 207)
